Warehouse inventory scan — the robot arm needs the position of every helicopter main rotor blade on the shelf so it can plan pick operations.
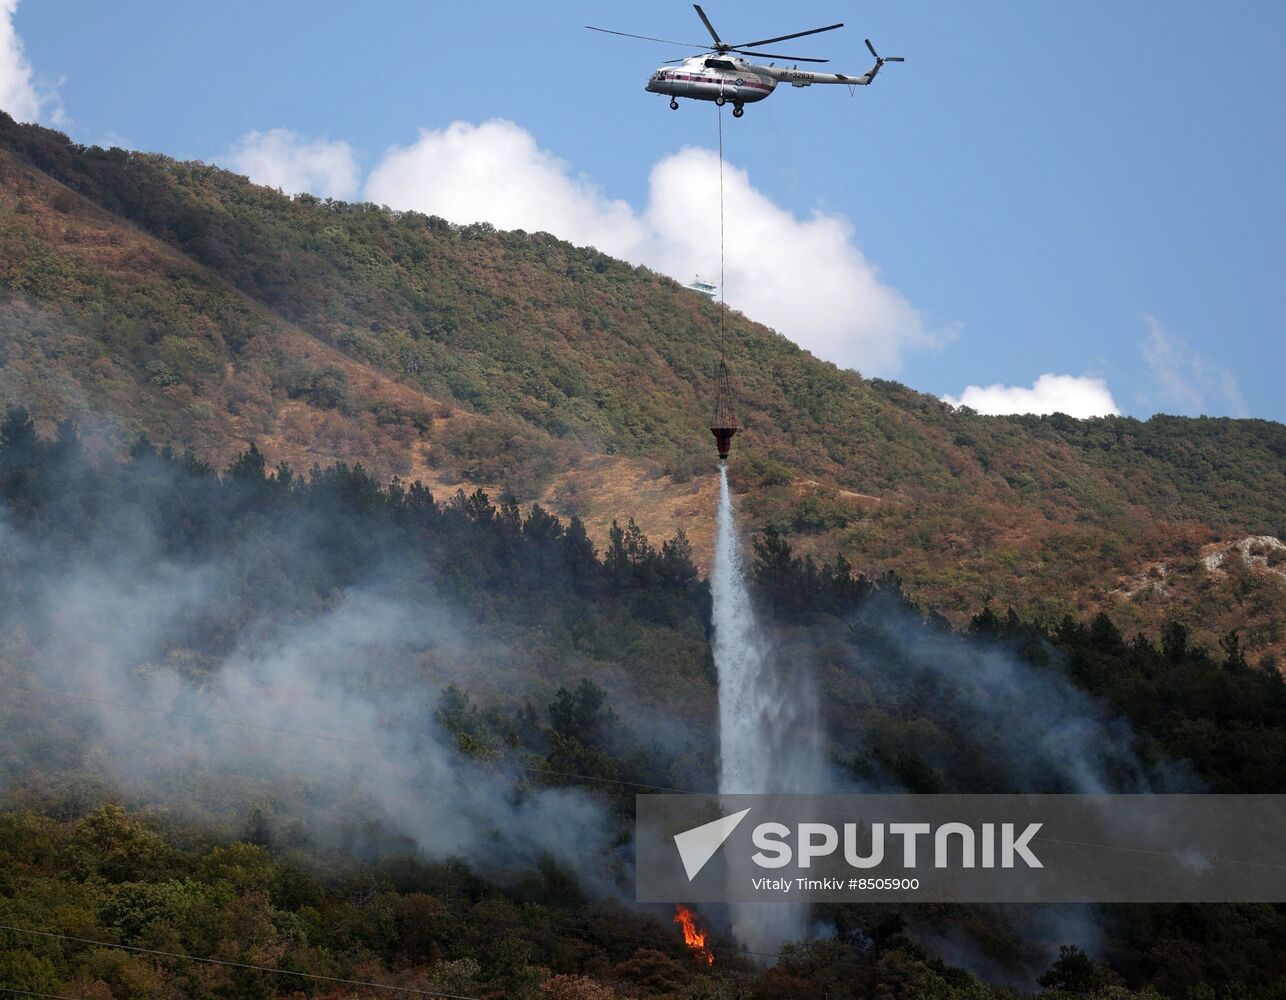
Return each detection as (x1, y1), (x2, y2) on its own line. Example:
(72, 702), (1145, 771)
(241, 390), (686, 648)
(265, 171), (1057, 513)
(731, 22), (844, 50)
(586, 25), (709, 49)
(693, 4), (725, 49)
(733, 49), (830, 63)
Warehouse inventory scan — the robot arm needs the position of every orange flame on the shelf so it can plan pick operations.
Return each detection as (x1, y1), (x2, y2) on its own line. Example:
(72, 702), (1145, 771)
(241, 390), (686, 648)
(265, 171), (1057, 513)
(674, 905), (715, 966)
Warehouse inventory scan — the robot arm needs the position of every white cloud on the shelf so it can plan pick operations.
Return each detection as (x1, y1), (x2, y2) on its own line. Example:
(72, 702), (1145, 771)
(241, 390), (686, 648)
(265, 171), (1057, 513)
(943, 374), (1120, 418)
(1141, 316), (1247, 418)
(366, 120), (637, 249)
(224, 128), (361, 201)
(0, 0), (59, 124)
(364, 119), (937, 375)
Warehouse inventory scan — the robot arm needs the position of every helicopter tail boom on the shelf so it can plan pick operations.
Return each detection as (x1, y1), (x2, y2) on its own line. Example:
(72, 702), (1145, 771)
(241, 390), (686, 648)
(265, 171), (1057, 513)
(759, 37), (903, 87)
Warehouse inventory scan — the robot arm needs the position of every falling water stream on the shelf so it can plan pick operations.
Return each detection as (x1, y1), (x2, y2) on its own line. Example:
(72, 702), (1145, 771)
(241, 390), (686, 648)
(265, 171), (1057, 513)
(712, 463), (826, 957)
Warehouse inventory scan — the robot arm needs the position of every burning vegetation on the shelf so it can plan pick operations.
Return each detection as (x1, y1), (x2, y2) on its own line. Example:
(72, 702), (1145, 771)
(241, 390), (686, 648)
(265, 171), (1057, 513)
(674, 905), (715, 965)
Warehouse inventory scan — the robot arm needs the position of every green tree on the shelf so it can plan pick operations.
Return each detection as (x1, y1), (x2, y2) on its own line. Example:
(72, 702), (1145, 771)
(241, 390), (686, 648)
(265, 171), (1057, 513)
(1038, 945), (1102, 994)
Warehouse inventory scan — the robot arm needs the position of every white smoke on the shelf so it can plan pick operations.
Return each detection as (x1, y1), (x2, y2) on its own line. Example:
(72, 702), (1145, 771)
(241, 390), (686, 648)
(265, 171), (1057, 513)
(4, 507), (620, 891)
(841, 599), (1196, 795)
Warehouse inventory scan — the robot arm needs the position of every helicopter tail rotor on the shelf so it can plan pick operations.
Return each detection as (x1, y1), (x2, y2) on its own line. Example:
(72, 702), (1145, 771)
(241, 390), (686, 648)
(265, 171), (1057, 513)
(862, 38), (905, 82)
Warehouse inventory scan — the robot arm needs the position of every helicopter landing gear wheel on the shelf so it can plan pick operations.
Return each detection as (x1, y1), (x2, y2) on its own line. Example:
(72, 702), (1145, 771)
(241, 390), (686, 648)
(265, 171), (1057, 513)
(732, 104), (744, 118)
(715, 94), (726, 107)
(669, 98), (679, 110)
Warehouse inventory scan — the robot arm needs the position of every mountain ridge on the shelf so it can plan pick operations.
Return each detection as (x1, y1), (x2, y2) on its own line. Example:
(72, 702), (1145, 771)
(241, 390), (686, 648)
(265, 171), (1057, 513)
(0, 113), (1282, 661)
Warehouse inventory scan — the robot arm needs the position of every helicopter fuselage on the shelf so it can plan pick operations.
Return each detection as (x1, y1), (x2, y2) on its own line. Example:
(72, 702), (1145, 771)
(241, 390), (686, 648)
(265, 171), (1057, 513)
(646, 56), (776, 107)
(645, 53), (883, 112)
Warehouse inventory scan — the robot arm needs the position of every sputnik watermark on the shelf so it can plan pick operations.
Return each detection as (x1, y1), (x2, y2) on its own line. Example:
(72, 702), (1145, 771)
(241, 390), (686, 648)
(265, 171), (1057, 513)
(750, 819), (1043, 869)
(636, 794), (1286, 903)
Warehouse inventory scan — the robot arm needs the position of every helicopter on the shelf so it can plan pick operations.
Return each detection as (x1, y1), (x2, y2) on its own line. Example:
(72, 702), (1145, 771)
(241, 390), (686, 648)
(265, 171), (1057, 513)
(588, 4), (903, 118)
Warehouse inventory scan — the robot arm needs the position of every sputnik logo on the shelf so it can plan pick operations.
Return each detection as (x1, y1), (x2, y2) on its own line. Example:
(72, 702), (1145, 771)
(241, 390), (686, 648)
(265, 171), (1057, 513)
(674, 808), (751, 881)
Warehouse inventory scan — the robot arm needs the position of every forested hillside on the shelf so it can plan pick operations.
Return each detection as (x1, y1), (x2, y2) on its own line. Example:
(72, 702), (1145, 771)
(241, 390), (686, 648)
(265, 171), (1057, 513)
(3, 412), (1285, 998)
(0, 113), (1283, 662)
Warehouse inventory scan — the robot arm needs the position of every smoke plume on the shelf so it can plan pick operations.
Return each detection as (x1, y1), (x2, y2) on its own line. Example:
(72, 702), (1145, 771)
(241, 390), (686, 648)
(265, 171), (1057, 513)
(0, 497), (623, 894)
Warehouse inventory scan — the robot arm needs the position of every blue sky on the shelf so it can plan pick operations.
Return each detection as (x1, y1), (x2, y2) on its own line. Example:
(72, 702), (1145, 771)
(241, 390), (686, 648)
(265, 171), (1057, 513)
(9, 1), (1285, 421)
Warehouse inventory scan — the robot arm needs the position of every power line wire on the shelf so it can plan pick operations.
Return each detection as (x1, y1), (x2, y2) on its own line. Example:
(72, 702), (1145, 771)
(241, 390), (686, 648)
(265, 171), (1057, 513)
(0, 989), (83, 1000)
(0, 924), (482, 1000)
(0, 911), (808, 990)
